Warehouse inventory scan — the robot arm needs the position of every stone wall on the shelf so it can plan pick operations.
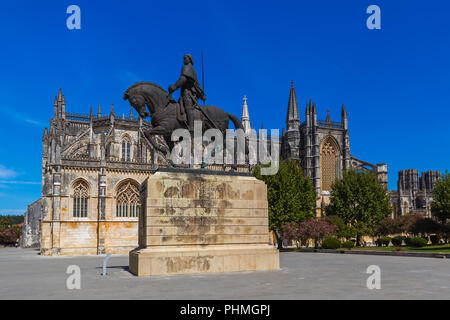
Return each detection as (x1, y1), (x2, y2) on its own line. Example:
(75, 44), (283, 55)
(20, 199), (41, 248)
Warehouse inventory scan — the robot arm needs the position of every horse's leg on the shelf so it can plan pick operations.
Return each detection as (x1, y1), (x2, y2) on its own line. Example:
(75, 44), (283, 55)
(143, 129), (170, 155)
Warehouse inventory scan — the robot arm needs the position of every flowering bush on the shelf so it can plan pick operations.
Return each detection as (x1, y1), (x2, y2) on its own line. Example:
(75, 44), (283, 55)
(0, 225), (22, 245)
(408, 216), (441, 237)
(281, 223), (303, 247)
(298, 218), (338, 248)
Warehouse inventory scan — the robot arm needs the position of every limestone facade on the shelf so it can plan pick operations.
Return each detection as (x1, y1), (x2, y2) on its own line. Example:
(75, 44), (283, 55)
(280, 82), (388, 215)
(390, 169), (441, 217)
(38, 89), (159, 255)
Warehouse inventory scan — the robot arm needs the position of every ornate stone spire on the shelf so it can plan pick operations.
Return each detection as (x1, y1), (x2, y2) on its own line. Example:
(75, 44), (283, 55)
(286, 80), (300, 131)
(98, 104), (102, 117)
(341, 103), (348, 130)
(42, 127), (49, 141)
(53, 96), (58, 118)
(58, 88), (63, 102)
(109, 104), (115, 123)
(341, 103), (347, 119)
(129, 107), (134, 120)
(61, 94), (66, 119)
(241, 95), (251, 134)
(326, 109), (331, 122)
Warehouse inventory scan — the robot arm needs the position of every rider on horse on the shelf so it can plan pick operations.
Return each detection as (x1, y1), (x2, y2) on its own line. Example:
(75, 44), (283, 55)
(168, 54), (206, 132)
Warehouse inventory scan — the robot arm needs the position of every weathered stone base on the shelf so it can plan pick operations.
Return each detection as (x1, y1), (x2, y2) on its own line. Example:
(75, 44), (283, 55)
(129, 244), (279, 276)
(129, 170), (280, 276)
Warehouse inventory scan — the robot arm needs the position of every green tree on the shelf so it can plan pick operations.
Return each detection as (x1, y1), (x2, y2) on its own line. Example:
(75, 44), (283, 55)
(324, 215), (356, 240)
(431, 171), (450, 223)
(325, 169), (392, 245)
(253, 159), (316, 248)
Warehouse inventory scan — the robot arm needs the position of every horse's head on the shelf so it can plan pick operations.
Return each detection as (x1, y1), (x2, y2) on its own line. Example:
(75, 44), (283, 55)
(124, 82), (171, 119)
(123, 89), (150, 119)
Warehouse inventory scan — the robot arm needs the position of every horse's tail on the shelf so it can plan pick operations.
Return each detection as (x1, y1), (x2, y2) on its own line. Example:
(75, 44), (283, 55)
(227, 113), (244, 130)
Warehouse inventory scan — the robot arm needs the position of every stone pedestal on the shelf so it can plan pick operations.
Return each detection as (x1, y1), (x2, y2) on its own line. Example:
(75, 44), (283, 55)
(129, 170), (279, 276)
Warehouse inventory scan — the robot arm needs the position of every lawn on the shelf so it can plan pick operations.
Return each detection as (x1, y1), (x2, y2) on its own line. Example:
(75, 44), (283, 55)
(350, 243), (450, 253)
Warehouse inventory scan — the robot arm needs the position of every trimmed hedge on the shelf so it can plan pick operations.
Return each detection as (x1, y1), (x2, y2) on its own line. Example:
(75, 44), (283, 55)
(409, 237), (428, 247)
(322, 237), (341, 249)
(376, 236), (391, 247)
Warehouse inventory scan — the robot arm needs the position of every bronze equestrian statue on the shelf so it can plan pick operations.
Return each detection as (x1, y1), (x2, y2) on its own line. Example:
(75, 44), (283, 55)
(123, 55), (243, 154)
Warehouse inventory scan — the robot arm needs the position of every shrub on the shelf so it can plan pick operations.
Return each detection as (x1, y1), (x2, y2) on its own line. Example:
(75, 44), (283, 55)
(382, 236), (392, 246)
(409, 237), (428, 247)
(0, 225), (22, 245)
(391, 236), (403, 246)
(342, 240), (354, 249)
(408, 217), (441, 236)
(441, 224), (450, 243)
(321, 237), (341, 249)
(281, 223), (303, 247)
(376, 236), (391, 247)
(404, 237), (412, 246)
(376, 218), (403, 236)
(299, 219), (338, 248)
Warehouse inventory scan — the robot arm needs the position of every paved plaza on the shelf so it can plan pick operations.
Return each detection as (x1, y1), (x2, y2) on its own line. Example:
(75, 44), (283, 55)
(0, 247), (449, 299)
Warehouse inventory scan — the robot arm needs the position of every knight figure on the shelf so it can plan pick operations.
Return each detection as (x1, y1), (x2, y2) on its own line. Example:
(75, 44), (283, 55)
(168, 54), (206, 132)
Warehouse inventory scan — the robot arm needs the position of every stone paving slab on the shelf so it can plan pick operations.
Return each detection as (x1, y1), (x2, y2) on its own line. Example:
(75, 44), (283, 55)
(0, 248), (449, 299)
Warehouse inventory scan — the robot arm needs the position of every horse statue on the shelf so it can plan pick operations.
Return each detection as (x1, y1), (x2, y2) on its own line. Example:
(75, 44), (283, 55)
(123, 81), (243, 154)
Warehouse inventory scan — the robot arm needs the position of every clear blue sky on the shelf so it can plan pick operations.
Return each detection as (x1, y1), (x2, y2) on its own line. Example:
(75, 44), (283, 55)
(0, 0), (449, 214)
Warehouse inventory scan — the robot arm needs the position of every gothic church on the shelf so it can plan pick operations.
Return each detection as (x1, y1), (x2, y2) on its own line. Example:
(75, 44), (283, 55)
(24, 83), (389, 255)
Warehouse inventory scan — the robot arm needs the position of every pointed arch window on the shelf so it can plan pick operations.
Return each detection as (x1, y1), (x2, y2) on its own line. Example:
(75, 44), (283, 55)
(116, 180), (140, 217)
(73, 180), (89, 217)
(320, 137), (340, 192)
(121, 137), (131, 162)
